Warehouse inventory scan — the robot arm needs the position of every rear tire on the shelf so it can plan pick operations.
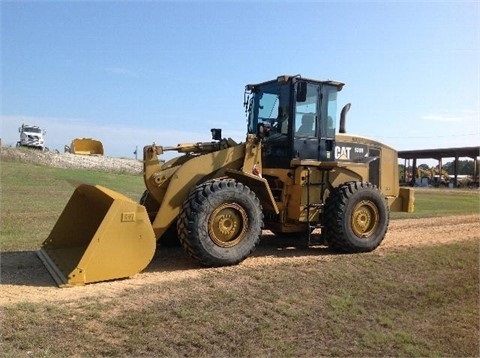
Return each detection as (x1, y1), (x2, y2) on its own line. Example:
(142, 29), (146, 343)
(178, 179), (263, 266)
(324, 182), (389, 253)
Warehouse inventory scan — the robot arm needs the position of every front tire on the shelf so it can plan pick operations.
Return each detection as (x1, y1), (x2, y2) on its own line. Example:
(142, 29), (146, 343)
(178, 179), (263, 267)
(324, 182), (389, 253)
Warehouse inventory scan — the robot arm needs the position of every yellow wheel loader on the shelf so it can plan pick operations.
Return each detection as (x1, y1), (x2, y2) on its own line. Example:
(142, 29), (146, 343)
(68, 138), (104, 156)
(38, 75), (414, 286)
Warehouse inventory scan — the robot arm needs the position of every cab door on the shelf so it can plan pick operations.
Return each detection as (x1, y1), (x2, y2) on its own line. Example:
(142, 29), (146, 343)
(293, 82), (320, 160)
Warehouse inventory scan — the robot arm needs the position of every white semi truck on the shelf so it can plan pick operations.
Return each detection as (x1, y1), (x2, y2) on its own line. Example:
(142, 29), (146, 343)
(17, 124), (46, 150)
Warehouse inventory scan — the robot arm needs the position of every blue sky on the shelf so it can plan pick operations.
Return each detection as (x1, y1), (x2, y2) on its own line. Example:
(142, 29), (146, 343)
(1, 1), (479, 162)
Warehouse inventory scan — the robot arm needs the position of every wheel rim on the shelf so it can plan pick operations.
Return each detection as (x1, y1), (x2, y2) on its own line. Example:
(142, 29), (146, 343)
(351, 200), (380, 238)
(208, 203), (248, 247)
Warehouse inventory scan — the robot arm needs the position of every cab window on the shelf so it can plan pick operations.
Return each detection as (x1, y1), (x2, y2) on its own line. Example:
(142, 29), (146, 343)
(295, 84), (319, 137)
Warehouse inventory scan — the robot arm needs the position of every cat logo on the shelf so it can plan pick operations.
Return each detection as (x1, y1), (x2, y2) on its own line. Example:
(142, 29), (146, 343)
(335, 144), (367, 161)
(335, 146), (352, 160)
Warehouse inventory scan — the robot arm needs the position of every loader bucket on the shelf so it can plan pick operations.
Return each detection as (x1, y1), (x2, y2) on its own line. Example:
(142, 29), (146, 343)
(37, 184), (156, 287)
(70, 138), (104, 155)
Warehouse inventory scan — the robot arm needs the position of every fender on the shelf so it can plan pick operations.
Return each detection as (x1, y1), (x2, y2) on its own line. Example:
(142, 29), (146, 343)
(226, 169), (279, 214)
(327, 165), (366, 192)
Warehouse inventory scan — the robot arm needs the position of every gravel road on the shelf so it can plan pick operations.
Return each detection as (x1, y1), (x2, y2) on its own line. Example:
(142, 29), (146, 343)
(1, 214), (478, 306)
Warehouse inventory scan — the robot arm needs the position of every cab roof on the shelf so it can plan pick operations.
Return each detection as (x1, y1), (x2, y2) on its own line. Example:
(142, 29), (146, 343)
(246, 75), (345, 91)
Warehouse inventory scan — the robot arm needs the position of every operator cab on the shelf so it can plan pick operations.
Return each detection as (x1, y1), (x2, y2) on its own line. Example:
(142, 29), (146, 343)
(245, 75), (344, 168)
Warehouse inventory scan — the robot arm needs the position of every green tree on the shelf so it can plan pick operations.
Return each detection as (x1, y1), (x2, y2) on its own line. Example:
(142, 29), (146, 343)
(443, 159), (478, 175)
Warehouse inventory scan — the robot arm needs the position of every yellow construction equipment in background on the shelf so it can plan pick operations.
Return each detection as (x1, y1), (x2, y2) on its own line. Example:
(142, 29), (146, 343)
(67, 138), (104, 155)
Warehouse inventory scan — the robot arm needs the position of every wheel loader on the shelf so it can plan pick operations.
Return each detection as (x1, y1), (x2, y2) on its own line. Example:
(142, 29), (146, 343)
(67, 138), (104, 156)
(37, 75), (414, 287)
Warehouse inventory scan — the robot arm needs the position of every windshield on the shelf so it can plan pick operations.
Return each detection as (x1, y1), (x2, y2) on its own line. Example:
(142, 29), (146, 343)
(24, 126), (42, 133)
(246, 81), (290, 137)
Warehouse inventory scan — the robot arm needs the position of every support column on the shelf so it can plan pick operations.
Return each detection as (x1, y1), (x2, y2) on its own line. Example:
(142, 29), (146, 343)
(438, 158), (443, 187)
(412, 158), (417, 186)
(453, 156), (459, 188)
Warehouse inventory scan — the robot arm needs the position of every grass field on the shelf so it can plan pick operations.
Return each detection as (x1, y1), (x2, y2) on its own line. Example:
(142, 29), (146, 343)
(1, 159), (479, 357)
(1, 160), (145, 250)
(391, 187), (480, 219)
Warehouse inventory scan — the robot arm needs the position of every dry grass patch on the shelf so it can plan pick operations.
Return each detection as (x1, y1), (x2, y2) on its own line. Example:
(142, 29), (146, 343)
(2, 240), (478, 357)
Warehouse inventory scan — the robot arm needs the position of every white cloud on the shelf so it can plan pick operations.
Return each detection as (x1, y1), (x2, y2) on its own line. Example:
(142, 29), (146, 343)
(421, 114), (463, 122)
(421, 110), (478, 123)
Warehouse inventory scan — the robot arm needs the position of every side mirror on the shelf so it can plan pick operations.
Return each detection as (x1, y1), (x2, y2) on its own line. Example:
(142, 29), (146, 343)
(296, 81), (307, 103)
(211, 128), (222, 141)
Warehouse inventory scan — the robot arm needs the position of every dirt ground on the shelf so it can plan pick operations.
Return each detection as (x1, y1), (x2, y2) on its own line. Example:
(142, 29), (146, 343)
(1, 215), (479, 306)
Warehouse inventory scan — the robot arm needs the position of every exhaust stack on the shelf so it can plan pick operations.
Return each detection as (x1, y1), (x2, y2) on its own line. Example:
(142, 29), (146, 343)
(339, 103), (351, 134)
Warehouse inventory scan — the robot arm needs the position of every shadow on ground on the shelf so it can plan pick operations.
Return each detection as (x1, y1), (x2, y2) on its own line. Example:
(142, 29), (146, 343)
(1, 251), (56, 287)
(0, 232), (334, 288)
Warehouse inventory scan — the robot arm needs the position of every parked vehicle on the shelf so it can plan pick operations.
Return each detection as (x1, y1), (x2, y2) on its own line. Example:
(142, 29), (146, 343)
(17, 124), (46, 150)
